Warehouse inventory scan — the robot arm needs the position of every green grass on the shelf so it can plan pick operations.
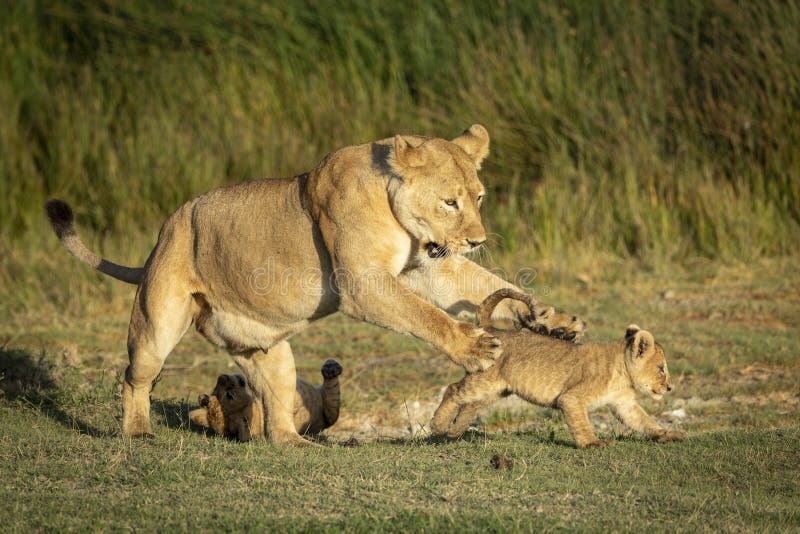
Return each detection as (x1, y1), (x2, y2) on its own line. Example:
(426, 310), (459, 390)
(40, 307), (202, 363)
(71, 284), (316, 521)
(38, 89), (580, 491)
(1, 259), (798, 530)
(2, 0), (799, 262)
(1, 400), (798, 531)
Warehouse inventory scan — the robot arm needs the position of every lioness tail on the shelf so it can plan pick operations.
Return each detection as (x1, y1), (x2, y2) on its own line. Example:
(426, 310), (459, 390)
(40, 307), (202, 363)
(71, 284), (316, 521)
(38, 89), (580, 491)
(45, 199), (144, 285)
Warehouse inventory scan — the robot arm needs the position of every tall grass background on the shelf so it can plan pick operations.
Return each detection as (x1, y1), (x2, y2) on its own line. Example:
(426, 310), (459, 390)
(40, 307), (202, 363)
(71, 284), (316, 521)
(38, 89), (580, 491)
(1, 0), (799, 314)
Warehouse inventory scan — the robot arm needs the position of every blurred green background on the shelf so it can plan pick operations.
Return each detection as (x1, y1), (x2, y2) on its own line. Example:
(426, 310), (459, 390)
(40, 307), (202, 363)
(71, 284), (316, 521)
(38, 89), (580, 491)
(2, 0), (798, 263)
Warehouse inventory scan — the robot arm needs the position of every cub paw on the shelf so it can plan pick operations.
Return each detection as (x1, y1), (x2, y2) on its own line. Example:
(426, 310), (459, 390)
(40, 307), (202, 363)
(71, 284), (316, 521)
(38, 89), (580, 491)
(321, 359), (343, 379)
(653, 430), (687, 443)
(462, 332), (502, 373)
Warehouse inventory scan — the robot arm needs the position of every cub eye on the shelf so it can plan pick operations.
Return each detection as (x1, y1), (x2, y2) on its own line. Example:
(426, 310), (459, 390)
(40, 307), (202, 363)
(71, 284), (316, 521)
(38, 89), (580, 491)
(443, 199), (459, 208)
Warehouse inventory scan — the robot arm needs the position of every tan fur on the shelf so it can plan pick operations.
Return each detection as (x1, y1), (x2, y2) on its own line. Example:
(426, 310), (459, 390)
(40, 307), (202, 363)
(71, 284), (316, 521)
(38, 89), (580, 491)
(189, 360), (343, 440)
(477, 288), (586, 342)
(46, 125), (582, 445)
(431, 290), (686, 448)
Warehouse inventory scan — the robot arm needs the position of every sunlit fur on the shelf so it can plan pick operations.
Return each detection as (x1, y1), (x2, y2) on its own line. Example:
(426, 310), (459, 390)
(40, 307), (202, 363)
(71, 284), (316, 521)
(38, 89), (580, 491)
(431, 289), (686, 448)
(189, 360), (343, 441)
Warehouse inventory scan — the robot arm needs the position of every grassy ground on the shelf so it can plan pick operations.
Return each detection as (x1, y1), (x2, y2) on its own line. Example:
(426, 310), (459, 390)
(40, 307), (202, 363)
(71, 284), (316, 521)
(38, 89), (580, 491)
(2, 256), (798, 530)
(2, 1), (799, 530)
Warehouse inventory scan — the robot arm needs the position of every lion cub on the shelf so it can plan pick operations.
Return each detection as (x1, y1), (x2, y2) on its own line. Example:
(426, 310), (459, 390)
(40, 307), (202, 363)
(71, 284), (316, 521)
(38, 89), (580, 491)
(431, 289), (686, 448)
(189, 359), (343, 441)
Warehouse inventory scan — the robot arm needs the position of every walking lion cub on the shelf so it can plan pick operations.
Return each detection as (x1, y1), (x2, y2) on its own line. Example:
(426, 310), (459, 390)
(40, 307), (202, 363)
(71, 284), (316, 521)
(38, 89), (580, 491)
(189, 359), (343, 441)
(430, 289), (686, 448)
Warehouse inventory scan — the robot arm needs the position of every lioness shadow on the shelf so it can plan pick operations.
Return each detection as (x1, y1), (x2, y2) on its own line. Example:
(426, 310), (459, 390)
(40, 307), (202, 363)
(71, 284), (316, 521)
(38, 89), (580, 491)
(151, 397), (200, 433)
(0, 347), (111, 437)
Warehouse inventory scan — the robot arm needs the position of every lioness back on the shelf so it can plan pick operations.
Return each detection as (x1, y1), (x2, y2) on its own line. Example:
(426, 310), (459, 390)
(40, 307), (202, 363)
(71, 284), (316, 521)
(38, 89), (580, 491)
(189, 177), (338, 321)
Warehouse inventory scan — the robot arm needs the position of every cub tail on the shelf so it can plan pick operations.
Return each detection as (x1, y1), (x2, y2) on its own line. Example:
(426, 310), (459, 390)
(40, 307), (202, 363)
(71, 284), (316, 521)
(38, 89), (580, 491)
(45, 199), (144, 285)
(476, 288), (537, 328)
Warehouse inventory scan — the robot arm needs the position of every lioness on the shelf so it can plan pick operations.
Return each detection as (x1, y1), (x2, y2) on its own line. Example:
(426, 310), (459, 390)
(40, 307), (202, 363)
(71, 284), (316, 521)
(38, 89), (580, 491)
(46, 125), (580, 445)
(189, 359), (343, 440)
(430, 289), (686, 448)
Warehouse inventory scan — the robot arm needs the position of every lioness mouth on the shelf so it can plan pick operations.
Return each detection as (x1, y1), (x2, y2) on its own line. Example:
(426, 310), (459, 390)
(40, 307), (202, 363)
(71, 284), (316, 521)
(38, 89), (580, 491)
(426, 242), (449, 259)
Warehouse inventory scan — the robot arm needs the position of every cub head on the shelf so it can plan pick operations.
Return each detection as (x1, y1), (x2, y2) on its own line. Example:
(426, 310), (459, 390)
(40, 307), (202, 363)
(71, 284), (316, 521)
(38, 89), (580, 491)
(188, 374), (254, 437)
(210, 373), (253, 413)
(624, 325), (673, 400)
(388, 124), (490, 259)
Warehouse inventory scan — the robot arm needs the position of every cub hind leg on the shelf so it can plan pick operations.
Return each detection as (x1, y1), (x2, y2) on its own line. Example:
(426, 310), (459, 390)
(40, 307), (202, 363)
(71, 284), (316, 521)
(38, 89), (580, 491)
(430, 367), (506, 437)
(319, 359), (343, 428)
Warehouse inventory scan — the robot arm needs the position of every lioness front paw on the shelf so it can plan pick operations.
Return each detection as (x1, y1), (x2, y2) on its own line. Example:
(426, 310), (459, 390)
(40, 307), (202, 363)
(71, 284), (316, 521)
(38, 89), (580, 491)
(653, 430), (687, 443)
(521, 307), (586, 343)
(548, 312), (587, 343)
(462, 331), (502, 373)
(321, 359), (343, 379)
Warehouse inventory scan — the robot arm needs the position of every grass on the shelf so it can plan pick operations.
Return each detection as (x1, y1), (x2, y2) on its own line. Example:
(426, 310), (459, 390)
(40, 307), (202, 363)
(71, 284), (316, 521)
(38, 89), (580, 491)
(1, 404), (798, 531)
(1, 258), (798, 530)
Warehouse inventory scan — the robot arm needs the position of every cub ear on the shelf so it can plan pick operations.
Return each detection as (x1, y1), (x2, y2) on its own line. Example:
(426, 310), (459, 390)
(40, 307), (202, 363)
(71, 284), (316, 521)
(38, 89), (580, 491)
(625, 324), (641, 340)
(451, 124), (490, 170)
(198, 393), (210, 407)
(189, 407), (210, 428)
(234, 374), (246, 388)
(628, 329), (655, 359)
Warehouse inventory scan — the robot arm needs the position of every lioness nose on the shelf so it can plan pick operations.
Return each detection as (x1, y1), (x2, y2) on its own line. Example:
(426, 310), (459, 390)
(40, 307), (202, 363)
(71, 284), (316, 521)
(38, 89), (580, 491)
(467, 238), (486, 248)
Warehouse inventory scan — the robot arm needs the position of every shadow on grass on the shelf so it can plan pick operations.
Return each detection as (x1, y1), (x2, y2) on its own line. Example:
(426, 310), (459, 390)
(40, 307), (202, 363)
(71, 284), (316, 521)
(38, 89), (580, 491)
(422, 428), (580, 449)
(0, 346), (113, 437)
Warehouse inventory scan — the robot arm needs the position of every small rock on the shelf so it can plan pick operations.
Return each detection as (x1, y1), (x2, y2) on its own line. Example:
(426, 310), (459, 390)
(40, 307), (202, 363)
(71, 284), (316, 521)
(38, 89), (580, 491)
(661, 290), (676, 301)
(662, 408), (687, 421)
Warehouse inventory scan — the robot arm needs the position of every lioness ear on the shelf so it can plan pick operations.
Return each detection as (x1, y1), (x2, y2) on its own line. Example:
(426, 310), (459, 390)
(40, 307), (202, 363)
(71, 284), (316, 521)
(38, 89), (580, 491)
(629, 329), (655, 359)
(452, 124), (490, 170)
(189, 407), (210, 428)
(393, 135), (427, 168)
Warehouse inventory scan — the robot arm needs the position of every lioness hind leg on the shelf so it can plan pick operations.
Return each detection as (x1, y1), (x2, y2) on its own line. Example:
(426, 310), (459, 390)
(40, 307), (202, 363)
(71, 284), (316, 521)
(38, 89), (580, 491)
(123, 281), (195, 438)
(233, 341), (315, 447)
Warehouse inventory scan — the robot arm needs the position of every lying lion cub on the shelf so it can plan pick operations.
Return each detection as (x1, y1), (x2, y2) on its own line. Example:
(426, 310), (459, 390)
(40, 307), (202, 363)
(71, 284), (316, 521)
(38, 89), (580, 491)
(431, 289), (686, 448)
(189, 360), (343, 441)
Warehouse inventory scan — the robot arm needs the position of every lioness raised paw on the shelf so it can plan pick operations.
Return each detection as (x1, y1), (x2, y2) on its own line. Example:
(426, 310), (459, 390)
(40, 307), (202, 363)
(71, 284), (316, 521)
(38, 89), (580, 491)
(464, 332), (502, 373)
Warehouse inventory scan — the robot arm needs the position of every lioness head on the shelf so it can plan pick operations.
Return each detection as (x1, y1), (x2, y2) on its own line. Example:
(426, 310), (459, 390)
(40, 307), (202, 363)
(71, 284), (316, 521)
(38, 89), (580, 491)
(388, 124), (490, 258)
(624, 325), (673, 400)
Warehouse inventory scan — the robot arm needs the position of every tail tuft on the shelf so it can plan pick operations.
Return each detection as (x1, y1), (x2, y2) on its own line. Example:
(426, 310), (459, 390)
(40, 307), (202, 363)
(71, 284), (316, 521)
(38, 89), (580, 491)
(45, 199), (76, 239)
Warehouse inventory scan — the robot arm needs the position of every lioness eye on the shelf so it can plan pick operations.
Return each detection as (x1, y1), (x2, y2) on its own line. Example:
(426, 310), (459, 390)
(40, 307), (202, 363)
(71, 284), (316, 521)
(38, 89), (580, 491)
(477, 194), (484, 204)
(443, 199), (458, 208)
(658, 364), (665, 374)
